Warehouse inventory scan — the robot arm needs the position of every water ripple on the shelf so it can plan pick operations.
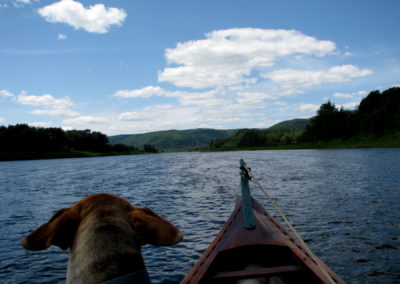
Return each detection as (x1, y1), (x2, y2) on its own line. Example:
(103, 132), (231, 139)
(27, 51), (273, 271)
(0, 149), (399, 283)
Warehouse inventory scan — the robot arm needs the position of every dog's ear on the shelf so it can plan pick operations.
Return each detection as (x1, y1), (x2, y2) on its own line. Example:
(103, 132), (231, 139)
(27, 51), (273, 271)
(22, 208), (81, 251)
(128, 207), (183, 246)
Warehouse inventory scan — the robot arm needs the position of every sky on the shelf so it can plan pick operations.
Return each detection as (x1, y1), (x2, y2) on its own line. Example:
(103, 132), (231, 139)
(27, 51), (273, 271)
(1, 0), (399, 135)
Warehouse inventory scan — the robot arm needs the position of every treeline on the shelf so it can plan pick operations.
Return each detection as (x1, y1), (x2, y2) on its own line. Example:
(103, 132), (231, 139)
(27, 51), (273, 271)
(0, 124), (158, 160)
(209, 128), (304, 150)
(302, 87), (400, 141)
(209, 87), (400, 150)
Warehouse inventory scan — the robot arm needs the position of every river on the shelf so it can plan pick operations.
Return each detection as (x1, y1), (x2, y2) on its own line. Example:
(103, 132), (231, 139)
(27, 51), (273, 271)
(0, 149), (399, 283)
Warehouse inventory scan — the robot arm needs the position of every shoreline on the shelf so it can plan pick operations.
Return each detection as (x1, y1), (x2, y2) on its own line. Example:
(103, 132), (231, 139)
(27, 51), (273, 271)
(2, 135), (399, 162)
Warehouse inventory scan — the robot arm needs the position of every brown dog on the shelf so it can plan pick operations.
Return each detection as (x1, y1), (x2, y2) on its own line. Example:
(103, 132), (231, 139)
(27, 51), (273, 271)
(22, 193), (183, 284)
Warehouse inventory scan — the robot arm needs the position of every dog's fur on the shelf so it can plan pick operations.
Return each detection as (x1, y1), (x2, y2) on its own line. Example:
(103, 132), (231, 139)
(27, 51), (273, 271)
(22, 193), (183, 284)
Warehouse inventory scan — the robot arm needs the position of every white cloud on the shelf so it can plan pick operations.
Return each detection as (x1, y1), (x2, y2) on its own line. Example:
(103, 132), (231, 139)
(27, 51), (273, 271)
(236, 92), (276, 106)
(109, 29), (377, 133)
(0, 117), (5, 123)
(112, 86), (227, 107)
(63, 116), (107, 125)
(263, 65), (373, 89)
(112, 86), (165, 98)
(113, 100), (261, 134)
(298, 103), (320, 113)
(28, 122), (52, 128)
(31, 108), (79, 117)
(118, 111), (158, 122)
(57, 33), (67, 40)
(333, 92), (353, 99)
(0, 90), (14, 97)
(338, 102), (359, 109)
(38, 0), (127, 34)
(333, 90), (367, 99)
(117, 105), (201, 132)
(16, 92), (79, 117)
(17, 93), (73, 108)
(179, 94), (229, 107)
(158, 28), (336, 89)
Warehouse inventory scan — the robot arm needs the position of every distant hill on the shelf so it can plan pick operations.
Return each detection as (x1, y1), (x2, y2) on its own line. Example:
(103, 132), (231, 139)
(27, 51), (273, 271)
(268, 118), (310, 130)
(108, 128), (237, 151)
(108, 119), (312, 152)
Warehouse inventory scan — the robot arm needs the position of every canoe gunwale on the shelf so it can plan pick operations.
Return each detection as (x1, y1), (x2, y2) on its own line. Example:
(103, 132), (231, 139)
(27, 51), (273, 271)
(181, 196), (345, 284)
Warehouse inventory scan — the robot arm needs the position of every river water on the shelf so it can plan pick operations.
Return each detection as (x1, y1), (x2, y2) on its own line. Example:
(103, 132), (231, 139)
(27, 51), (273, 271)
(0, 149), (399, 283)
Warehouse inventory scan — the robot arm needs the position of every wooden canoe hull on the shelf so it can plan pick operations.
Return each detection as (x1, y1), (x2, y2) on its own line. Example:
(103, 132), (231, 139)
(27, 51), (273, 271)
(181, 197), (345, 284)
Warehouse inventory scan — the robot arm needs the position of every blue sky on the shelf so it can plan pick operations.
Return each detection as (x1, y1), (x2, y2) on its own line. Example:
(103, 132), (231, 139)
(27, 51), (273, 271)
(1, 0), (399, 135)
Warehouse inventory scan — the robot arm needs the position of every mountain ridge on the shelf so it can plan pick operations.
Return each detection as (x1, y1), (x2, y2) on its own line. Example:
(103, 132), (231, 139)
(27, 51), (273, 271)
(108, 119), (309, 151)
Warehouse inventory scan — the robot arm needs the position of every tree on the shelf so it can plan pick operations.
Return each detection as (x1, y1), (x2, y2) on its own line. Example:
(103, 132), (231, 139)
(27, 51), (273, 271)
(303, 101), (339, 141)
(66, 129), (109, 152)
(358, 87), (400, 136)
(237, 129), (265, 147)
(143, 144), (158, 153)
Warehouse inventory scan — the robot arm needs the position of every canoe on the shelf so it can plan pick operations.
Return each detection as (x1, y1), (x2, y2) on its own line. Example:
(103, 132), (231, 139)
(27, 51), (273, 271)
(181, 160), (345, 284)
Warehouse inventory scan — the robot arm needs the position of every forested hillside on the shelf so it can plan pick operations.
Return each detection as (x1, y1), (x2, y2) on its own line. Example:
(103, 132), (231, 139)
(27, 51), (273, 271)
(109, 128), (237, 151)
(267, 119), (310, 131)
(302, 87), (400, 141)
(210, 87), (400, 150)
(0, 125), (141, 161)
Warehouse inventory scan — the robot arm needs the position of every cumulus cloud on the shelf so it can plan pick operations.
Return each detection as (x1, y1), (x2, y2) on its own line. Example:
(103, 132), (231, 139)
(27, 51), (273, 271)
(63, 115), (107, 125)
(16, 92), (78, 117)
(117, 105), (200, 132)
(17, 93), (73, 108)
(339, 102), (359, 109)
(112, 28), (372, 130)
(114, 100), (260, 134)
(0, 90), (14, 97)
(118, 110), (160, 122)
(158, 28), (336, 89)
(107, 28), (377, 132)
(0, 117), (5, 123)
(31, 108), (79, 117)
(28, 122), (52, 128)
(298, 103), (320, 113)
(112, 86), (227, 107)
(112, 86), (166, 98)
(333, 90), (367, 99)
(263, 65), (373, 89)
(236, 92), (276, 106)
(38, 0), (127, 34)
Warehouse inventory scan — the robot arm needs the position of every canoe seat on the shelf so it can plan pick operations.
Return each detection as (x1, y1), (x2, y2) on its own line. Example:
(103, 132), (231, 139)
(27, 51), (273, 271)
(213, 265), (303, 280)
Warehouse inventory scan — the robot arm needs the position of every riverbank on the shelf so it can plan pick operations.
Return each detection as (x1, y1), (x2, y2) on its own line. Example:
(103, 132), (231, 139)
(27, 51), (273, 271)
(1, 133), (399, 161)
(203, 133), (400, 151)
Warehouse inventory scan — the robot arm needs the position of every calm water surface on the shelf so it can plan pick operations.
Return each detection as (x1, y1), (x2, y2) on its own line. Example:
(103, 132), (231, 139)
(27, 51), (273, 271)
(0, 149), (399, 283)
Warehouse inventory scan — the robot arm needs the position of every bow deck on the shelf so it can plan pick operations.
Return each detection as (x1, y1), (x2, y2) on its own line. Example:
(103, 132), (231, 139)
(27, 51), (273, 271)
(182, 194), (344, 283)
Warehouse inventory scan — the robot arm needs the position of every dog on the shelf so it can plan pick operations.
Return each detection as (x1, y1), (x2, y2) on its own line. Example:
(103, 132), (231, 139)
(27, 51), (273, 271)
(22, 193), (183, 284)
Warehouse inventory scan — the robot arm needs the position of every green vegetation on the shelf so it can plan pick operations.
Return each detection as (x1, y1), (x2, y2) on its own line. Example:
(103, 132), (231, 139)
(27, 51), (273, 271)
(302, 87), (400, 142)
(267, 118), (310, 131)
(209, 87), (400, 150)
(0, 125), (158, 161)
(208, 127), (305, 151)
(109, 128), (237, 151)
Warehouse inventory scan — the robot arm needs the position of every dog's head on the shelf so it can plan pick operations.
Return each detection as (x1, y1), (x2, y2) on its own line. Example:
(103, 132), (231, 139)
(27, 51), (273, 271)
(22, 193), (183, 251)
